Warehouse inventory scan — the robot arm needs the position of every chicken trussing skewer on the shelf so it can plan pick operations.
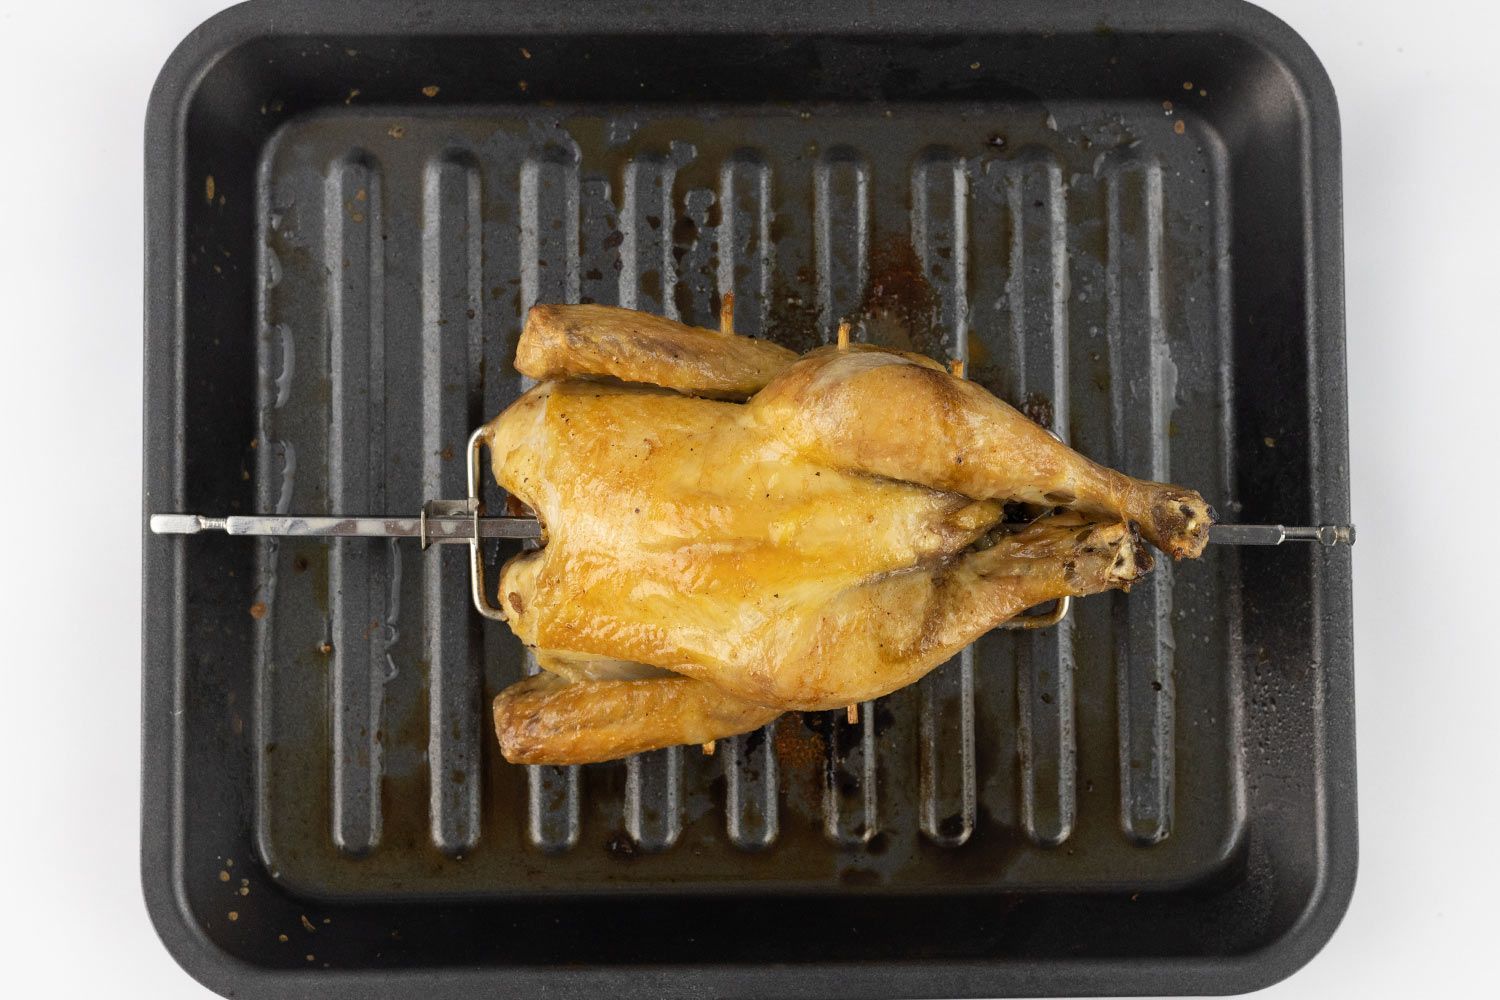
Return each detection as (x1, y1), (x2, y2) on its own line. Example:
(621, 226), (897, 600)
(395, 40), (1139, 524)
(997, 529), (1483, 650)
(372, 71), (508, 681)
(486, 299), (1214, 765)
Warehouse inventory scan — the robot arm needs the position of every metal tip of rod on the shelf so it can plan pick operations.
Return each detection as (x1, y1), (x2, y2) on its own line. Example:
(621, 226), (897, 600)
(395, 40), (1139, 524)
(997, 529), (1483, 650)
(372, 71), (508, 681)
(150, 514), (218, 535)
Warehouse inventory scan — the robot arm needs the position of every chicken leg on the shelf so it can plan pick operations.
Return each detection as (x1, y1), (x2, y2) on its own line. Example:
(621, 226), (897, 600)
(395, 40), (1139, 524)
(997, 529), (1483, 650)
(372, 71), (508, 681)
(751, 344), (1214, 559)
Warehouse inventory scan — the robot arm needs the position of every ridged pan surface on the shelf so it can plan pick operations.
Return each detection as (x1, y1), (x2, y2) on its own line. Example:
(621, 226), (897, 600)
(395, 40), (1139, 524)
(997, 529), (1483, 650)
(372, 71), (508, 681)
(256, 107), (1236, 896)
(141, 2), (1353, 995)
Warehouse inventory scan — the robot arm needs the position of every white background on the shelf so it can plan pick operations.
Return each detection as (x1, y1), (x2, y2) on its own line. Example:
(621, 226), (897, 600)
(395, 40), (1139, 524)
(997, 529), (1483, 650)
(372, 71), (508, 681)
(0, 0), (1495, 996)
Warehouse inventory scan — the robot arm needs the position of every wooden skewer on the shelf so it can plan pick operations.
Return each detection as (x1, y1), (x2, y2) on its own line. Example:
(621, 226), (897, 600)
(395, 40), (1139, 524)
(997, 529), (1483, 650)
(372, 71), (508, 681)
(836, 319), (851, 350)
(701, 740), (716, 756)
(949, 357), (966, 379)
(719, 292), (735, 335)
(846, 703), (859, 725)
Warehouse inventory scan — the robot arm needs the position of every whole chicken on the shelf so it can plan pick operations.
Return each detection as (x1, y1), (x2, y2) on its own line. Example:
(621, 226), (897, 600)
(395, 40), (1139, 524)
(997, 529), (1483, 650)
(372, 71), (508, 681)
(486, 303), (1213, 765)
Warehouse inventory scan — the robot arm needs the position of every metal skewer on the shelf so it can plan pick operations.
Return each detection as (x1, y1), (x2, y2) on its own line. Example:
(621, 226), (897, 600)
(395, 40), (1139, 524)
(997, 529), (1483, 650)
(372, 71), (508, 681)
(148, 418), (1355, 630)
(147, 295), (1353, 659)
(149, 513), (1354, 547)
(148, 512), (543, 542)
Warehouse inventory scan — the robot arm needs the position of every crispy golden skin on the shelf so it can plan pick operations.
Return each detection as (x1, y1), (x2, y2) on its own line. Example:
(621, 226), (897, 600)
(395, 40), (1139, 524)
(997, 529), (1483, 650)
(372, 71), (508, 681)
(495, 671), (782, 766)
(491, 511), (1147, 764)
(753, 346), (1213, 559)
(486, 306), (1211, 765)
(515, 303), (798, 400)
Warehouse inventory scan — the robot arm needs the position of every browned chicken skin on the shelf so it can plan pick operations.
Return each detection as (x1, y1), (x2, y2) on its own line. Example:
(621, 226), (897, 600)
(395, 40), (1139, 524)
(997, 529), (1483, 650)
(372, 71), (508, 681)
(517, 302), (799, 400)
(487, 304), (1212, 765)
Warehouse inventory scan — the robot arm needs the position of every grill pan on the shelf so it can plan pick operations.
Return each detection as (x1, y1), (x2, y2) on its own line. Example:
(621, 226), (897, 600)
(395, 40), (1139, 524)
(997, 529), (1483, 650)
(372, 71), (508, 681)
(141, 0), (1356, 995)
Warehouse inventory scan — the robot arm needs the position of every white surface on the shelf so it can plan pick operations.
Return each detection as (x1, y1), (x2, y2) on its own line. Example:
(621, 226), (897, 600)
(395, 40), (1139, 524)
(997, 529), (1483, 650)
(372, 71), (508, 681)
(0, 0), (1495, 995)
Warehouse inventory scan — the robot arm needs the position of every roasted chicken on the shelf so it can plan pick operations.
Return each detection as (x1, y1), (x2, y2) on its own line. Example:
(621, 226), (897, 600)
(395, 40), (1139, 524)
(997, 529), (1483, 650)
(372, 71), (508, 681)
(486, 303), (1213, 765)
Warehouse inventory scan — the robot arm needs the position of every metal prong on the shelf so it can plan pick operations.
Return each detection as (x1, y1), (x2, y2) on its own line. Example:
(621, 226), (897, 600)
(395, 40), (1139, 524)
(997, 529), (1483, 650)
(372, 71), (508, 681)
(1003, 596), (1072, 630)
(467, 427), (511, 622)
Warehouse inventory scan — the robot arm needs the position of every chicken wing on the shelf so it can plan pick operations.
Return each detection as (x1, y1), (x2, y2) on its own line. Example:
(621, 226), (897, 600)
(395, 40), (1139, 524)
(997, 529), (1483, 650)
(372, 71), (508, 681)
(516, 302), (798, 400)
(495, 668), (782, 766)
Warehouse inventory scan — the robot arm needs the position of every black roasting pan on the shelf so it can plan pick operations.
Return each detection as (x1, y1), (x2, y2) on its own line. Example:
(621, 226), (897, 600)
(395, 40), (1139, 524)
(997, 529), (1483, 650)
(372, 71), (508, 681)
(141, 0), (1355, 995)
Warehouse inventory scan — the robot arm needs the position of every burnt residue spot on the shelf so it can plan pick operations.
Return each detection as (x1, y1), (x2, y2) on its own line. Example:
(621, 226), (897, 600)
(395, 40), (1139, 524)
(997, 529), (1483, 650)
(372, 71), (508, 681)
(866, 831), (891, 855)
(764, 272), (823, 354)
(838, 867), (880, 886)
(640, 269), (662, 304)
(800, 710), (837, 740)
(743, 725), (767, 756)
(704, 773), (729, 811)
(773, 712), (825, 770)
(292, 554), (310, 573)
(672, 282), (695, 325)
(601, 229), (624, 250)
(854, 238), (941, 358)
(604, 832), (638, 859)
(937, 814), (968, 840)
(1021, 392), (1054, 429)
(672, 215), (698, 245)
